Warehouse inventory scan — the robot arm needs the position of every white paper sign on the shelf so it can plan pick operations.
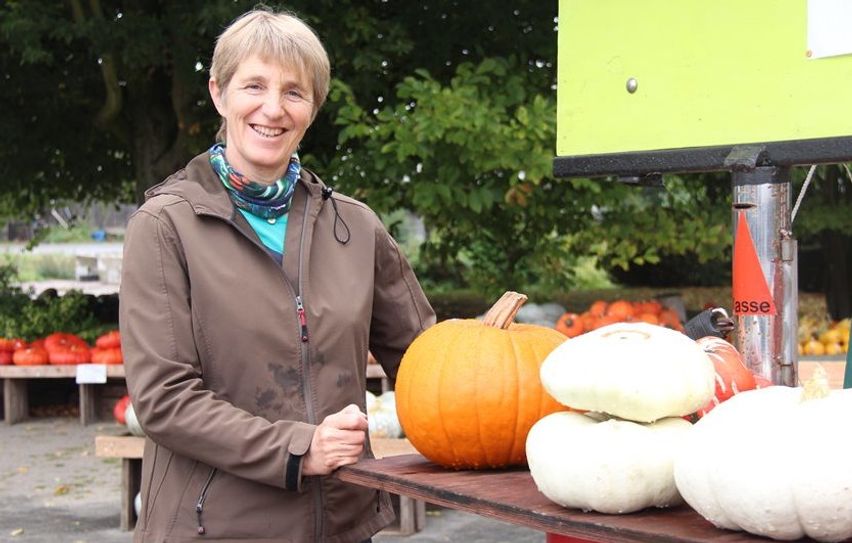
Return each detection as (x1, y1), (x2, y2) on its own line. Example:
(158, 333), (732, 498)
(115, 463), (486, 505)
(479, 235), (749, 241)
(808, 0), (852, 59)
(76, 364), (107, 384)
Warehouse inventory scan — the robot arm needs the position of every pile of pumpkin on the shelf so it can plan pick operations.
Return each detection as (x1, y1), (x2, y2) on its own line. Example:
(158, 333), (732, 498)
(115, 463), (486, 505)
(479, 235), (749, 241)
(0, 330), (123, 366)
(554, 298), (684, 338)
(799, 316), (850, 356)
(394, 291), (852, 543)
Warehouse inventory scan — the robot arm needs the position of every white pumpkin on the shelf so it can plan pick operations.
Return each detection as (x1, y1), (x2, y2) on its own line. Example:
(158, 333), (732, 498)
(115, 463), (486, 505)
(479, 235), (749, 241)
(367, 391), (403, 438)
(526, 411), (691, 514)
(674, 372), (852, 542)
(540, 322), (715, 422)
(124, 403), (146, 437)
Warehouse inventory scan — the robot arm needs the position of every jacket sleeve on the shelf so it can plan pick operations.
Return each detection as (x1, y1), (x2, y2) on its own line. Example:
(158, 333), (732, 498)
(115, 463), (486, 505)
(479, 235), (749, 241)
(369, 224), (436, 380)
(119, 206), (314, 491)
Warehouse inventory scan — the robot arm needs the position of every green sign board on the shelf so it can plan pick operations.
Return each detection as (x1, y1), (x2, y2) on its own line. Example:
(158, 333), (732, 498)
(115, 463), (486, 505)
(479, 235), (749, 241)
(555, 0), (852, 177)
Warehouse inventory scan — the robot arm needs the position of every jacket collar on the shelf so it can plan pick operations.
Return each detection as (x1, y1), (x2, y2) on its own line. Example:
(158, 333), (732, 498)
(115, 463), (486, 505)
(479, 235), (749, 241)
(145, 151), (327, 219)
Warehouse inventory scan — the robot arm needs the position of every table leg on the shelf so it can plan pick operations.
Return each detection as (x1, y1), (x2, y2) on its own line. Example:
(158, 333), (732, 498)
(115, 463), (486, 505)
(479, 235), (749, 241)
(121, 458), (142, 531)
(79, 383), (96, 426)
(4, 379), (28, 424)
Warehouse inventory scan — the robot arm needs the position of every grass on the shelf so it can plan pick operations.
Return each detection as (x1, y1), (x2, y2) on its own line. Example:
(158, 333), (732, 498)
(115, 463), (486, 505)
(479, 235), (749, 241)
(0, 253), (76, 282)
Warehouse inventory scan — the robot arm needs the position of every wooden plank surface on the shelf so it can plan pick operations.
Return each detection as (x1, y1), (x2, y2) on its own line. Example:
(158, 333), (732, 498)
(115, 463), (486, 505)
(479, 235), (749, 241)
(94, 435), (414, 461)
(797, 360), (846, 389)
(337, 454), (819, 543)
(95, 435), (145, 459)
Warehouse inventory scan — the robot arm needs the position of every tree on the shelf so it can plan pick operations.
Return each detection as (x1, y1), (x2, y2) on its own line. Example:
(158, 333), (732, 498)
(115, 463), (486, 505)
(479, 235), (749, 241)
(0, 0), (554, 211)
(2, 1), (848, 306)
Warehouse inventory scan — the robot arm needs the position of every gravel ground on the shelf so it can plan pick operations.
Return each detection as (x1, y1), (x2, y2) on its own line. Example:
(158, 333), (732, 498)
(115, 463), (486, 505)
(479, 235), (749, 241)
(0, 416), (544, 543)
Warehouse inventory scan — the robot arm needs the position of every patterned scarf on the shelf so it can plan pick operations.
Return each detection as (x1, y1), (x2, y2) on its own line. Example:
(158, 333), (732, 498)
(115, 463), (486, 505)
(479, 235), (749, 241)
(208, 143), (300, 219)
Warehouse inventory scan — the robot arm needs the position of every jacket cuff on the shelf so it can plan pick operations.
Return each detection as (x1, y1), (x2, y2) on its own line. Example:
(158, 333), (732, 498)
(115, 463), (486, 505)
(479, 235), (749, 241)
(284, 423), (315, 492)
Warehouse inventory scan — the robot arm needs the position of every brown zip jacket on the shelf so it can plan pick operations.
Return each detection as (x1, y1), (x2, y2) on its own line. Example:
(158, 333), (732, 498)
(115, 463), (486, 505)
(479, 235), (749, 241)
(119, 152), (435, 542)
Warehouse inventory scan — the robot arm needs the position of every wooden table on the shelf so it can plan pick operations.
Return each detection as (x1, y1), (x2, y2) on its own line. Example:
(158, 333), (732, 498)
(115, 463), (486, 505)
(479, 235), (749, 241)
(338, 454), (824, 543)
(95, 434), (143, 531)
(0, 364), (126, 425)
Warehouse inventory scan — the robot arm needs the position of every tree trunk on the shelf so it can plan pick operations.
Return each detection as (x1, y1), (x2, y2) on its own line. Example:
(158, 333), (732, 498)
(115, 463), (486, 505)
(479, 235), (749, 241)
(127, 68), (191, 205)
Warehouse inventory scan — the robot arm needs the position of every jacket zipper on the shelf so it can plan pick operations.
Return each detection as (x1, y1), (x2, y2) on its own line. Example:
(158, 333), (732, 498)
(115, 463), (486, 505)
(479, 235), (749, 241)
(195, 468), (217, 535)
(295, 196), (324, 543)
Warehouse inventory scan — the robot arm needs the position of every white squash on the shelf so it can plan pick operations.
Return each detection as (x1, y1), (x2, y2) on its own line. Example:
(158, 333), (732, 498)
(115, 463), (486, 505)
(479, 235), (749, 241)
(367, 390), (403, 438)
(124, 403), (145, 437)
(540, 322), (715, 422)
(674, 370), (852, 542)
(526, 411), (691, 514)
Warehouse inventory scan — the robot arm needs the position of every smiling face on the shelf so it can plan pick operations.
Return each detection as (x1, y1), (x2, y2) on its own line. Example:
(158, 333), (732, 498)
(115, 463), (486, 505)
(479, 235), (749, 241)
(209, 54), (314, 184)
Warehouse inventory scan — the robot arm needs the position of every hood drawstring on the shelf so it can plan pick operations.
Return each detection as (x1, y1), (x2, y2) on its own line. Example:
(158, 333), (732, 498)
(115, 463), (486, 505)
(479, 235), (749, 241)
(321, 187), (351, 245)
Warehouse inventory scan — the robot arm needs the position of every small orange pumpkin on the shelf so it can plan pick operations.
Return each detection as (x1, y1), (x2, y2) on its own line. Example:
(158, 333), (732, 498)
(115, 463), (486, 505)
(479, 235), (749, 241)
(587, 300), (608, 316)
(554, 312), (584, 338)
(605, 299), (634, 321)
(95, 330), (121, 350)
(13, 346), (49, 366)
(91, 347), (123, 365)
(395, 291), (568, 469)
(694, 336), (757, 417)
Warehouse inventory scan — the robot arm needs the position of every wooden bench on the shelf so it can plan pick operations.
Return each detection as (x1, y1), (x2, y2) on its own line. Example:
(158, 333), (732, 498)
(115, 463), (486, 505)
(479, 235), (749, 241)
(95, 435), (426, 535)
(0, 364), (126, 425)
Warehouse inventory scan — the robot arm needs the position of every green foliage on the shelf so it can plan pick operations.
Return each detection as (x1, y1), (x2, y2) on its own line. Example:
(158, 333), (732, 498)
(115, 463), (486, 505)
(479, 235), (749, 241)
(0, 263), (97, 341)
(330, 58), (735, 296)
(2, 1), (847, 295)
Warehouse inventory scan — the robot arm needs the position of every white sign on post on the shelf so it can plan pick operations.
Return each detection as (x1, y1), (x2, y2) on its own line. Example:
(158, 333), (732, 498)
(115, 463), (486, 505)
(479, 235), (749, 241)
(76, 364), (107, 384)
(808, 0), (852, 59)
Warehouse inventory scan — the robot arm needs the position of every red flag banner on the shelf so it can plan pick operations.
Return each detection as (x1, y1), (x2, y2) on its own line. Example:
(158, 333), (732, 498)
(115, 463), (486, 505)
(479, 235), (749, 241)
(732, 210), (776, 316)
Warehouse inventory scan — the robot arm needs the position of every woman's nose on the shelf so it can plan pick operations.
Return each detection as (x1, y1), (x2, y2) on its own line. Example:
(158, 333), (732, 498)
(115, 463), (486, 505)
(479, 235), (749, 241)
(261, 94), (286, 118)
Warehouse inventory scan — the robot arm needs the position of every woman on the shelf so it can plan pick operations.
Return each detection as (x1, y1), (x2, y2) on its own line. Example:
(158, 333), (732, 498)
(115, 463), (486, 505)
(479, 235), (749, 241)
(119, 8), (435, 542)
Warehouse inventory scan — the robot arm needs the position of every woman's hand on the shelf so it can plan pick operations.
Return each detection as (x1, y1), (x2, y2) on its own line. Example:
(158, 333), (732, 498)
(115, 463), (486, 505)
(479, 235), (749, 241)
(302, 404), (368, 476)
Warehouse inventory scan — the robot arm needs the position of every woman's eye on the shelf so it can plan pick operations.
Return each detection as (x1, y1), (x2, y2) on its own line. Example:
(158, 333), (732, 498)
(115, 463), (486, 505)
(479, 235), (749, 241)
(286, 90), (304, 100)
(244, 84), (263, 92)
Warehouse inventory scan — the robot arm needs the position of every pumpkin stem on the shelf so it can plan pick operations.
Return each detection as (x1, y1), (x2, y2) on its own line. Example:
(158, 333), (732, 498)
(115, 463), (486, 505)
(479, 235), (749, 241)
(481, 291), (528, 330)
(800, 364), (831, 401)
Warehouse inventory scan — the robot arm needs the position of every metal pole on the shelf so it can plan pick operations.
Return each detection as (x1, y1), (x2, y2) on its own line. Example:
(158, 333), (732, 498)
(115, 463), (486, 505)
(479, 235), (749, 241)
(731, 166), (797, 386)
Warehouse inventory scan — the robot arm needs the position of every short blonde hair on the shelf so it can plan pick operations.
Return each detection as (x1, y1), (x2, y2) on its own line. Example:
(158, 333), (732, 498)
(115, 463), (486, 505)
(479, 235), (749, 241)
(210, 7), (331, 141)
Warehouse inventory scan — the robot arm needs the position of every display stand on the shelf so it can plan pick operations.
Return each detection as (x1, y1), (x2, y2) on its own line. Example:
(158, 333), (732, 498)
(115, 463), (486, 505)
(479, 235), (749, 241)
(0, 364), (126, 425)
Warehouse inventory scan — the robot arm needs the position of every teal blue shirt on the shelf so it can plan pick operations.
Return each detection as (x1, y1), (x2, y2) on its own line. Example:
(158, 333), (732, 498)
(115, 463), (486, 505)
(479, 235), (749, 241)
(238, 209), (288, 260)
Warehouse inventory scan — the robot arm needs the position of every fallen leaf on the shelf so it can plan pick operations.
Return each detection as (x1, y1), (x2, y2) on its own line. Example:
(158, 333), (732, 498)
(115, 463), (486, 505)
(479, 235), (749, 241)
(16, 466), (28, 474)
(54, 484), (71, 496)
(10, 528), (24, 536)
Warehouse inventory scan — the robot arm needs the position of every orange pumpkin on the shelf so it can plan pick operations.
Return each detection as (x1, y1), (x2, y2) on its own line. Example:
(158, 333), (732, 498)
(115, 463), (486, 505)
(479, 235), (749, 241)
(635, 312), (661, 325)
(554, 312), (584, 338)
(605, 299), (635, 321)
(48, 343), (91, 365)
(395, 291), (568, 469)
(0, 351), (11, 365)
(91, 347), (123, 365)
(633, 300), (663, 316)
(694, 336), (757, 417)
(95, 330), (121, 349)
(13, 346), (49, 366)
(44, 332), (88, 353)
(658, 308), (684, 331)
(0, 338), (16, 352)
(587, 300), (608, 316)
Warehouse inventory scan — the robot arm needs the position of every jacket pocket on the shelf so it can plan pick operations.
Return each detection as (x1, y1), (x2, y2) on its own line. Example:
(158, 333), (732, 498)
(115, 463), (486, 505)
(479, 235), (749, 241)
(194, 467), (218, 536)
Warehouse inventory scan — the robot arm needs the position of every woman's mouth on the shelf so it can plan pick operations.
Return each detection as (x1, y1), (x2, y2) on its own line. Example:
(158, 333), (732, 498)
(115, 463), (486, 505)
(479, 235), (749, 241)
(251, 124), (285, 138)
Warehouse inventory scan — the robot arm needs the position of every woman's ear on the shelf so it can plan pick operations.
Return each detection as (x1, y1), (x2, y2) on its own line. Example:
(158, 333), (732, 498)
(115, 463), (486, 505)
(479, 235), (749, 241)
(209, 78), (226, 116)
